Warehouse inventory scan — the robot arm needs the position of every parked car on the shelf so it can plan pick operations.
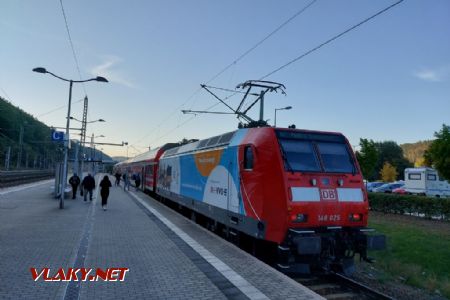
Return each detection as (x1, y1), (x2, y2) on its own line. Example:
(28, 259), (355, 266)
(366, 182), (385, 192)
(372, 182), (405, 193)
(392, 187), (407, 194)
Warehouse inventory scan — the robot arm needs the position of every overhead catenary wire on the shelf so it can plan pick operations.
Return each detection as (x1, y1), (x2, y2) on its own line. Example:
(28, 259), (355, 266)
(147, 102), (222, 147)
(142, 0), (405, 149)
(37, 98), (85, 118)
(260, 0), (405, 80)
(131, 0), (318, 148)
(0, 84), (84, 119)
(0, 86), (12, 102)
(59, 0), (87, 95)
(200, 0), (405, 112)
(204, 0), (318, 85)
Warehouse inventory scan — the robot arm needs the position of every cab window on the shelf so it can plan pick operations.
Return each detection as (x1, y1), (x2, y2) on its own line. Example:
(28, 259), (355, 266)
(243, 146), (254, 170)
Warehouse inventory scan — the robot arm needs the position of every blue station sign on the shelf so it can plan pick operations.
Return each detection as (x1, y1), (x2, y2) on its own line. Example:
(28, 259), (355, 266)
(51, 130), (65, 142)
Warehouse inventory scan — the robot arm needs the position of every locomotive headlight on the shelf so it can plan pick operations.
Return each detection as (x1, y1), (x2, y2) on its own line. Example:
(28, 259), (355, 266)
(310, 179), (317, 186)
(292, 213), (308, 223)
(349, 213), (362, 222)
(338, 179), (344, 186)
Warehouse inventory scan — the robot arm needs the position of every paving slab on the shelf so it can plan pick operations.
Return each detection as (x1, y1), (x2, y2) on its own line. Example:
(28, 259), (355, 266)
(0, 176), (323, 300)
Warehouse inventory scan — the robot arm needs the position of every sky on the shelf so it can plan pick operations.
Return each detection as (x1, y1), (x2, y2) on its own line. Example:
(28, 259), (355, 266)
(1, 0), (449, 158)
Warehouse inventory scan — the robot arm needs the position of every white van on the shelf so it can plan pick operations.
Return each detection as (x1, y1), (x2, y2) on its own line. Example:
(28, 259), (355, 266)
(404, 167), (450, 198)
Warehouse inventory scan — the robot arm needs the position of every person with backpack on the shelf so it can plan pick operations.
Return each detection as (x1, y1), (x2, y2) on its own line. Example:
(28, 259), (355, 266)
(68, 173), (81, 199)
(81, 173), (96, 201)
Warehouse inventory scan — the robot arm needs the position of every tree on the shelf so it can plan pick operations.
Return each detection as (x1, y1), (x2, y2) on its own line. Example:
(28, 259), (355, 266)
(380, 162), (397, 182)
(355, 138), (378, 180)
(424, 124), (450, 180)
(374, 141), (412, 181)
(0, 96), (61, 170)
(414, 157), (427, 167)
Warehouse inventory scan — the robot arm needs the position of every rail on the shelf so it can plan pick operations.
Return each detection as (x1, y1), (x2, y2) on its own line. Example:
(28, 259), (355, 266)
(295, 271), (393, 300)
(0, 170), (54, 188)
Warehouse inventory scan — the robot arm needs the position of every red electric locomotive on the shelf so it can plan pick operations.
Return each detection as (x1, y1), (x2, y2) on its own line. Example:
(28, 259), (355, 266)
(115, 126), (385, 275)
(115, 80), (385, 274)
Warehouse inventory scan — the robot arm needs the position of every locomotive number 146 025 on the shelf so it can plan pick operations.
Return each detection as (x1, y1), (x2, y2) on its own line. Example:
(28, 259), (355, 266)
(318, 214), (341, 222)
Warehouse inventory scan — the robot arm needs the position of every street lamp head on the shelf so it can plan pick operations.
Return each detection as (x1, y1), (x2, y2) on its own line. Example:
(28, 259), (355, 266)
(285, 106), (292, 110)
(32, 67), (47, 74)
(98, 119), (105, 122)
(95, 76), (108, 83)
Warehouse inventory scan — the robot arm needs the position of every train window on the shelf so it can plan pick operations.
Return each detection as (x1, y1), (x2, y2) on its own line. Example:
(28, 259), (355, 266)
(316, 142), (356, 173)
(427, 174), (436, 181)
(278, 139), (321, 172)
(243, 146), (254, 170)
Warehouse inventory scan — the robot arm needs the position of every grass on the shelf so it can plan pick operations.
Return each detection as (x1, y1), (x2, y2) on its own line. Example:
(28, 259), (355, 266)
(368, 214), (450, 298)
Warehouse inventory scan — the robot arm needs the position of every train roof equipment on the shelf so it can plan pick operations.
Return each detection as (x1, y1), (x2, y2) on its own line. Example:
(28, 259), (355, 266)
(182, 80), (286, 128)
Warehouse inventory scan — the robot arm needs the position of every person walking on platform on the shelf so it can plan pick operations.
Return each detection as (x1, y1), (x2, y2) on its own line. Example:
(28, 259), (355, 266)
(114, 172), (121, 186)
(100, 175), (112, 211)
(82, 173), (96, 201)
(123, 172), (130, 191)
(68, 173), (81, 199)
(134, 173), (141, 191)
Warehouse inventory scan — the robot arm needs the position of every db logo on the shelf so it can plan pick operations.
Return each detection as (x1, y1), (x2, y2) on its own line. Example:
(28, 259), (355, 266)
(320, 189), (337, 200)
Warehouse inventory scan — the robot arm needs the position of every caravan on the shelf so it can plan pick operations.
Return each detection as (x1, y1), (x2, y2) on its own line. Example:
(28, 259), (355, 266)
(404, 167), (450, 198)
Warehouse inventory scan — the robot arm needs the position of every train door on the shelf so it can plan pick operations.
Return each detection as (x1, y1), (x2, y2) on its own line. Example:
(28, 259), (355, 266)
(227, 159), (239, 213)
(238, 144), (258, 217)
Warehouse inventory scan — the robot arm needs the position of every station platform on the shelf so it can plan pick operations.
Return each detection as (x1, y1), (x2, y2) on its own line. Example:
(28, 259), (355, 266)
(0, 175), (323, 300)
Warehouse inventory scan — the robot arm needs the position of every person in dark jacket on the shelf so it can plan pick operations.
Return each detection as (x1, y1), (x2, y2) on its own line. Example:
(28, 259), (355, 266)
(81, 173), (96, 201)
(134, 173), (141, 191)
(68, 173), (81, 199)
(100, 175), (112, 210)
(114, 172), (121, 186)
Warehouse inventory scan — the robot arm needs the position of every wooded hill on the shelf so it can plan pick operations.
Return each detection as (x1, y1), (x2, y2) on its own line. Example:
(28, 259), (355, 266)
(400, 140), (432, 166)
(0, 96), (62, 169)
(0, 96), (112, 170)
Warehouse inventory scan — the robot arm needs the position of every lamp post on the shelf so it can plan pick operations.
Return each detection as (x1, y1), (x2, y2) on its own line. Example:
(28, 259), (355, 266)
(122, 142), (129, 159)
(70, 117), (105, 176)
(90, 134), (105, 175)
(70, 116), (105, 123)
(274, 106), (292, 127)
(33, 67), (107, 209)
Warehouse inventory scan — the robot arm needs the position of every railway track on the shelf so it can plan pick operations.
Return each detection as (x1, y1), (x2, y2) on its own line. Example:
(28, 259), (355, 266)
(0, 170), (54, 188)
(295, 271), (394, 300)
(151, 192), (396, 299)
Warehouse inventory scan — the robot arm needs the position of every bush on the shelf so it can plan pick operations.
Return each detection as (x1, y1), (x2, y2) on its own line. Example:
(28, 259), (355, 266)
(368, 193), (450, 221)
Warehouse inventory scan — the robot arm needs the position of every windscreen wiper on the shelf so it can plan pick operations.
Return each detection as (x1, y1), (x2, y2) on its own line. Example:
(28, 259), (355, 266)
(278, 143), (295, 174)
(349, 156), (356, 176)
